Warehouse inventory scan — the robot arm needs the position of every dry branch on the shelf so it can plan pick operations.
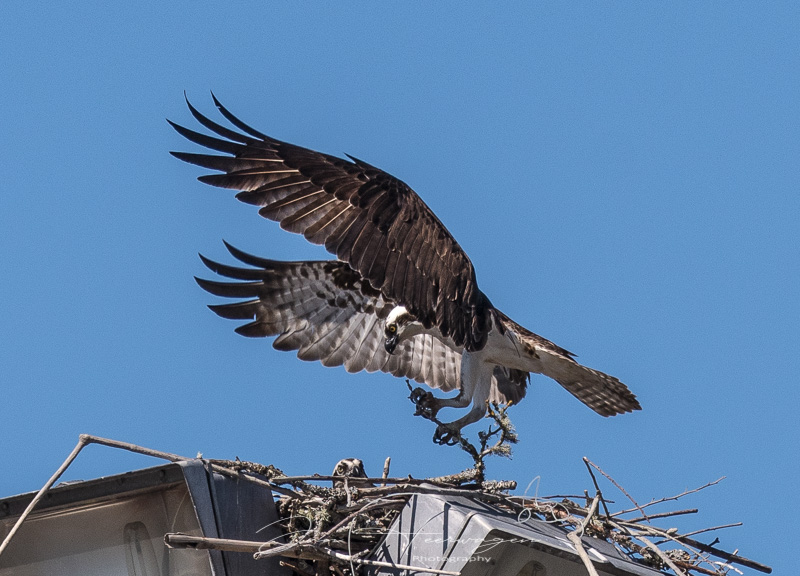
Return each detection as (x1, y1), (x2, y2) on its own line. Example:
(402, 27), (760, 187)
(566, 492), (603, 576)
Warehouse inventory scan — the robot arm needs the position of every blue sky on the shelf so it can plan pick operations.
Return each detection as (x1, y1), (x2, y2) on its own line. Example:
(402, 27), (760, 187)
(1, 3), (796, 573)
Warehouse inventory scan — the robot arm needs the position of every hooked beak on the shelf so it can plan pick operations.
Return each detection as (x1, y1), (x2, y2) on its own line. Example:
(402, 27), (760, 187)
(384, 334), (398, 354)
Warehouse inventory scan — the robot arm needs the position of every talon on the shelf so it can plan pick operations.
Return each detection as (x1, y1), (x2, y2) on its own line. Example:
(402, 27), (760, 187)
(408, 387), (427, 404)
(433, 424), (461, 446)
(409, 387), (439, 421)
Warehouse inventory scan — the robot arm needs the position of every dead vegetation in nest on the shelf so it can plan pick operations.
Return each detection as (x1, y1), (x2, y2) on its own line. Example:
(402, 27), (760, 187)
(0, 433), (771, 576)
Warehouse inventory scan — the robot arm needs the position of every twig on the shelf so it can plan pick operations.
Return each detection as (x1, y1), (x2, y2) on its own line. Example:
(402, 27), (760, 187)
(165, 532), (276, 553)
(181, 532), (458, 576)
(636, 533), (688, 576)
(80, 434), (186, 461)
(87, 436), (302, 499)
(566, 492), (601, 576)
(608, 519), (690, 576)
(581, 457), (612, 520)
(382, 457), (391, 485)
(406, 382), (517, 483)
(353, 483), (519, 508)
(673, 522), (742, 540)
(677, 535), (772, 574)
(612, 477), (726, 517)
(0, 435), (90, 557)
(673, 560), (729, 576)
(625, 508), (698, 523)
(584, 457), (645, 521)
(540, 494), (616, 503)
(320, 499), (406, 540)
(266, 474), (464, 487)
(425, 468), (481, 486)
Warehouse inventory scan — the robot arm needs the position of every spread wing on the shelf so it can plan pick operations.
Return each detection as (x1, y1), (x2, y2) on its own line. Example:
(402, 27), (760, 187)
(196, 243), (526, 402)
(196, 242), (462, 390)
(171, 95), (493, 352)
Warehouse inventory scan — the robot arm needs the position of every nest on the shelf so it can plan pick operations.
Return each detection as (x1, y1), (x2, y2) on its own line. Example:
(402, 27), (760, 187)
(206, 452), (768, 576)
(202, 396), (769, 576)
(0, 428), (771, 576)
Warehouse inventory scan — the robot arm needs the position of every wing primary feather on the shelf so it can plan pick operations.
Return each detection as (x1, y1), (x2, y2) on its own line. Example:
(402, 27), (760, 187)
(207, 300), (260, 320)
(211, 92), (269, 140)
(167, 120), (243, 156)
(195, 277), (263, 299)
(197, 254), (273, 281)
(222, 241), (289, 270)
(170, 151), (278, 172)
(235, 321), (272, 338)
(344, 153), (381, 171)
(201, 169), (303, 191)
(235, 175), (312, 207)
(184, 95), (254, 145)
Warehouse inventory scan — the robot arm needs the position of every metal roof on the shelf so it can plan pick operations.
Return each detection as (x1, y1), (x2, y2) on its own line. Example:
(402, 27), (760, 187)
(370, 491), (664, 576)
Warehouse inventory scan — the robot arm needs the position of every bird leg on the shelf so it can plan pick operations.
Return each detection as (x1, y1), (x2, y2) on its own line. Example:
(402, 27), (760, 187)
(432, 400), (488, 445)
(408, 350), (496, 446)
(428, 351), (494, 444)
(406, 383), (465, 445)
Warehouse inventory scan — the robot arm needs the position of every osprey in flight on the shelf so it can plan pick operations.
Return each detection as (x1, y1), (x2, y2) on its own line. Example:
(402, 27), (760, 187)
(171, 96), (640, 443)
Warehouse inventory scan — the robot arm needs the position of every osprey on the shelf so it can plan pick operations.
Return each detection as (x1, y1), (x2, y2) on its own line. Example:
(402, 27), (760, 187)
(171, 96), (641, 444)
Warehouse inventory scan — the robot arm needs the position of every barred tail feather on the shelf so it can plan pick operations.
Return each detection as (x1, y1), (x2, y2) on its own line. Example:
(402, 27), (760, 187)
(538, 350), (641, 417)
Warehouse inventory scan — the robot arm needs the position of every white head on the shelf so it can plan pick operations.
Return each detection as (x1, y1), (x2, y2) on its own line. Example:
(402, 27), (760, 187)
(384, 306), (420, 354)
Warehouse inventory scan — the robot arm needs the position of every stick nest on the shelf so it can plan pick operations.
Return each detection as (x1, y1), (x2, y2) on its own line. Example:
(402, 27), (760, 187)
(206, 406), (768, 576)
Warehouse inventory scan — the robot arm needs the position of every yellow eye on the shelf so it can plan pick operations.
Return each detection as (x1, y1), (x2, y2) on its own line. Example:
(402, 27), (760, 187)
(388, 324), (397, 333)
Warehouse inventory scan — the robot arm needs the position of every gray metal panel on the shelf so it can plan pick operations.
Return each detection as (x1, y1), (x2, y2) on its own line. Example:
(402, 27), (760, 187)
(1, 461), (290, 576)
(178, 460), (227, 576)
(206, 463), (289, 576)
(0, 463), (216, 576)
(0, 463), (187, 520)
(369, 493), (662, 576)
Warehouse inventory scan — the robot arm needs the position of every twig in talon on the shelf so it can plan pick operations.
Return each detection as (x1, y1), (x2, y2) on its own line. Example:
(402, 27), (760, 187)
(406, 381), (518, 484)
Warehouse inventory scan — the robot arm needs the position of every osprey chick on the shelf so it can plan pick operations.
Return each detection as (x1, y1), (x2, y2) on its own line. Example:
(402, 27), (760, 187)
(172, 96), (641, 444)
